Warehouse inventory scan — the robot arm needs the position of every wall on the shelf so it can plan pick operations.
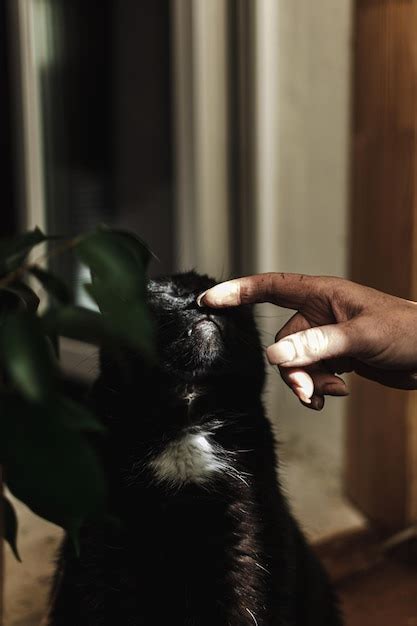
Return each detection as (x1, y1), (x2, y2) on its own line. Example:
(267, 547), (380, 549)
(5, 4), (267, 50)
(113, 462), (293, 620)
(172, 0), (360, 537)
(262, 0), (361, 538)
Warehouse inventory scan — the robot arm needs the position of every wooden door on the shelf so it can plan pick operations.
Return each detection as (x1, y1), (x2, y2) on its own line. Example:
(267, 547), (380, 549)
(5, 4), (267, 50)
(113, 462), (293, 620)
(346, 0), (417, 530)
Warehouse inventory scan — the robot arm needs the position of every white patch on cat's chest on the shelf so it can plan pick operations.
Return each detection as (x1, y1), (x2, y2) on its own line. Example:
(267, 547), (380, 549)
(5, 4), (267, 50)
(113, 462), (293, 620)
(149, 431), (225, 486)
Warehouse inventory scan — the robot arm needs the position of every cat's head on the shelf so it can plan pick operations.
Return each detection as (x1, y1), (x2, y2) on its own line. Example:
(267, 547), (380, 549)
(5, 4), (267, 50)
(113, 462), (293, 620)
(147, 271), (265, 382)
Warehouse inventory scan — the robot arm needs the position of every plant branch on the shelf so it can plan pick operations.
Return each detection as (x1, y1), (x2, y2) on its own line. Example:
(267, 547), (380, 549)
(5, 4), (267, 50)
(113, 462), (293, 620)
(0, 235), (84, 291)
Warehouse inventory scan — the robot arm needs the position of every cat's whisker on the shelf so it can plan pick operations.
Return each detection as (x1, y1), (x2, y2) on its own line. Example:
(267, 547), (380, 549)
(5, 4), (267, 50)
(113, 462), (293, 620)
(246, 607), (259, 625)
(224, 464), (251, 488)
(254, 562), (270, 575)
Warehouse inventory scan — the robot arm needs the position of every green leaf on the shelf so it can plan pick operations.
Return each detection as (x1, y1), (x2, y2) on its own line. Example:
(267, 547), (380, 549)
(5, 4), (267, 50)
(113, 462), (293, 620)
(75, 230), (147, 305)
(83, 279), (116, 316)
(43, 306), (115, 345)
(98, 226), (154, 269)
(1, 495), (21, 561)
(105, 301), (154, 360)
(0, 291), (26, 331)
(0, 228), (47, 275)
(83, 282), (154, 356)
(0, 284), (40, 333)
(4, 282), (40, 313)
(54, 396), (105, 434)
(29, 266), (72, 304)
(0, 314), (56, 402)
(74, 229), (155, 359)
(0, 395), (107, 533)
(42, 305), (155, 360)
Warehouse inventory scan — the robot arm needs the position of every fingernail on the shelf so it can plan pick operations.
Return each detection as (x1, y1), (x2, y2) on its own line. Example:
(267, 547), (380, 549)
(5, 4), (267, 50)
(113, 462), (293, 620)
(296, 388), (311, 404)
(267, 340), (296, 365)
(310, 395), (325, 411)
(196, 291), (207, 307)
(323, 382), (349, 397)
(200, 282), (240, 307)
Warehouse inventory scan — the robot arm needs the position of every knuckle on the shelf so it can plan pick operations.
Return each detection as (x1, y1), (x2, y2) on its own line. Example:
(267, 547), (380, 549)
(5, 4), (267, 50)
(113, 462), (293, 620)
(301, 327), (328, 358)
(236, 282), (243, 305)
(239, 275), (267, 304)
(264, 273), (276, 299)
(236, 278), (256, 305)
(353, 315), (383, 358)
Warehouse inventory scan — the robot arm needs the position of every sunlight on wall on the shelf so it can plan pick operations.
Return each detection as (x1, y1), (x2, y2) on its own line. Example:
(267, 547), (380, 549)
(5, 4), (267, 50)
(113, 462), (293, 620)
(256, 0), (362, 539)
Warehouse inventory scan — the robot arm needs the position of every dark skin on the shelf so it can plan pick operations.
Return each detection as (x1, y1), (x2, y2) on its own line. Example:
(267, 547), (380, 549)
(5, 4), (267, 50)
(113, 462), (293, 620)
(198, 273), (417, 410)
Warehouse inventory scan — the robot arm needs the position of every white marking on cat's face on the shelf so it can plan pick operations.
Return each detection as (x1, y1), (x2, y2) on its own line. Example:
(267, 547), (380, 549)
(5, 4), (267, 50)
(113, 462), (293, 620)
(184, 390), (198, 405)
(149, 430), (226, 486)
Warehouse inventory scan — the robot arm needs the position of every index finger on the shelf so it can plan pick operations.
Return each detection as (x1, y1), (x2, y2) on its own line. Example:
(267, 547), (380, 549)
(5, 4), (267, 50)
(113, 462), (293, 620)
(198, 273), (315, 309)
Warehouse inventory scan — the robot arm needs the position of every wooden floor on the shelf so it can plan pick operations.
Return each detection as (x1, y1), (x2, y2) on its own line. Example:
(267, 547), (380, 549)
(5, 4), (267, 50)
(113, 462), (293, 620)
(316, 528), (417, 626)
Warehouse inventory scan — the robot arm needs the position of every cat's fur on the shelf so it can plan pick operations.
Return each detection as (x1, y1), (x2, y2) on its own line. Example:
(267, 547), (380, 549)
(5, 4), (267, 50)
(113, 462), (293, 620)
(48, 271), (342, 625)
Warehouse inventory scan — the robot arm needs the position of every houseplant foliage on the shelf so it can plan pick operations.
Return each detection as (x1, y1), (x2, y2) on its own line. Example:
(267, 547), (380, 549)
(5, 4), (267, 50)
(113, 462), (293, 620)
(0, 226), (154, 558)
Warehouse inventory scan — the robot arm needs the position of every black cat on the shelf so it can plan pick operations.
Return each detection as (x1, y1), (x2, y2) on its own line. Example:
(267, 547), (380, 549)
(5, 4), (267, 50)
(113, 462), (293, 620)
(48, 271), (342, 625)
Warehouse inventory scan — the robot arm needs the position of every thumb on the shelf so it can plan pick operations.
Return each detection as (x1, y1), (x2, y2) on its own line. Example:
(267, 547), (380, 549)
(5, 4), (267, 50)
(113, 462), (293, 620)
(266, 321), (358, 367)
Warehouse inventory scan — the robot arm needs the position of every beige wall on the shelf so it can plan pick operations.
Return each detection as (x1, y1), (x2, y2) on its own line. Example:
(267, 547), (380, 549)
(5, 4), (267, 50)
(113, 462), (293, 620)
(275, 0), (351, 278)
(172, 0), (359, 537)
(254, 0), (361, 538)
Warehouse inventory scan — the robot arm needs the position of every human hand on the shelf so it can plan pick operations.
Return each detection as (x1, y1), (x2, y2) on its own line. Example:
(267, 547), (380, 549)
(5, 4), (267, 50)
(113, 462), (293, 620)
(198, 273), (417, 410)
